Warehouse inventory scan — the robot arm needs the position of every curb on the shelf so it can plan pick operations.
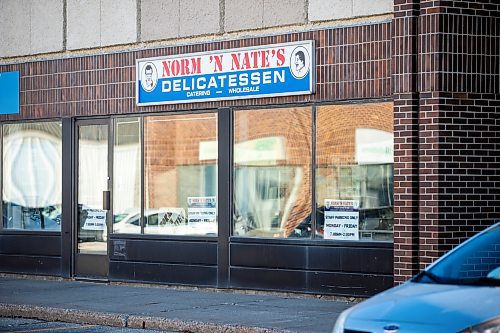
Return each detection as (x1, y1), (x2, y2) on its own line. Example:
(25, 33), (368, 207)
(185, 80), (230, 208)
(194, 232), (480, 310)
(0, 303), (292, 333)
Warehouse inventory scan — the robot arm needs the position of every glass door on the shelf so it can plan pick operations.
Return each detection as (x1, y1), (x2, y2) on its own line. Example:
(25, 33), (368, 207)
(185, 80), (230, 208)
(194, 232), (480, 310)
(74, 119), (110, 279)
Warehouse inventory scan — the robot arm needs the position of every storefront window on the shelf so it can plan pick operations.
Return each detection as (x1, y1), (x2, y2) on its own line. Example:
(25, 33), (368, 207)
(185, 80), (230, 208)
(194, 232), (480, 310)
(113, 117), (141, 234)
(233, 107), (312, 238)
(2, 122), (62, 231)
(144, 113), (217, 236)
(316, 103), (394, 241)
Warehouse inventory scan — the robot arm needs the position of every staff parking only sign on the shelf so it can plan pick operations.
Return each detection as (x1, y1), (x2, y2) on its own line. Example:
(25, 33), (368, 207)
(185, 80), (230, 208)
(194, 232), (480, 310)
(136, 41), (314, 105)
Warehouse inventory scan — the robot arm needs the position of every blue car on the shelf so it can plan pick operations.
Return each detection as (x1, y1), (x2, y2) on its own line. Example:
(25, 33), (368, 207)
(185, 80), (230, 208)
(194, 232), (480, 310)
(333, 222), (500, 333)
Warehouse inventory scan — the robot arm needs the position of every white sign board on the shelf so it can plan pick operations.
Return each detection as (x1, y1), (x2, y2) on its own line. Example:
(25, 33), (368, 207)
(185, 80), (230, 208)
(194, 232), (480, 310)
(82, 208), (106, 231)
(136, 41), (314, 105)
(324, 200), (359, 240)
(187, 196), (217, 226)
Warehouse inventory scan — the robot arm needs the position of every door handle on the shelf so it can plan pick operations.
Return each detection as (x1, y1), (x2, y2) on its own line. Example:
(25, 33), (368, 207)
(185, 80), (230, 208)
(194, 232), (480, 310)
(103, 190), (111, 211)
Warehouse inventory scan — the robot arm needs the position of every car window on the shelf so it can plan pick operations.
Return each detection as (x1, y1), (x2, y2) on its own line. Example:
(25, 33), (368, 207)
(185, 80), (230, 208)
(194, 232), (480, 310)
(417, 224), (500, 286)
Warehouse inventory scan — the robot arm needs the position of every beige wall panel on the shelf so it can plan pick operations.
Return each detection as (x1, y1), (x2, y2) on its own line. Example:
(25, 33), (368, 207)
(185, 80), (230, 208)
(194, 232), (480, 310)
(353, 0), (393, 17)
(141, 0), (179, 41)
(0, 0), (31, 57)
(308, 0), (353, 22)
(67, 0), (101, 50)
(263, 0), (306, 27)
(31, 0), (64, 54)
(101, 0), (137, 46)
(225, 0), (263, 32)
(179, 0), (220, 37)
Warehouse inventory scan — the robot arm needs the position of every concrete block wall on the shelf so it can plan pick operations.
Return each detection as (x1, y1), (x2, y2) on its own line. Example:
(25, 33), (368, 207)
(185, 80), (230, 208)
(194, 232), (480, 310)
(1, 0), (393, 59)
(67, 0), (137, 50)
(0, 0), (64, 58)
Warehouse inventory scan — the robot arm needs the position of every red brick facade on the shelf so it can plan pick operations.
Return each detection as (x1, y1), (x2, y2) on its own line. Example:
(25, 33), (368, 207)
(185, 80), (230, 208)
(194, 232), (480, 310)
(0, 23), (391, 120)
(393, 0), (500, 283)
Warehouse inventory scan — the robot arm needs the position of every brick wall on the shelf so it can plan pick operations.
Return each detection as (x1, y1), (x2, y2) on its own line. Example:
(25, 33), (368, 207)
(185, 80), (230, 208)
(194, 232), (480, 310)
(393, 0), (420, 283)
(0, 22), (391, 121)
(393, 0), (500, 282)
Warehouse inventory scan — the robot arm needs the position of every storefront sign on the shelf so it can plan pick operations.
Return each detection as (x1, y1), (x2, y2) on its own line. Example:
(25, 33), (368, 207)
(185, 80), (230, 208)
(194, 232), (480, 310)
(324, 200), (359, 240)
(136, 41), (314, 105)
(187, 196), (217, 226)
(0, 71), (20, 114)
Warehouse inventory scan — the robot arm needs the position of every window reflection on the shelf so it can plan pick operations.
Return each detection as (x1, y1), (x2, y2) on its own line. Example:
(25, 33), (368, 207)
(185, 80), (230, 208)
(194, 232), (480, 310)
(316, 103), (394, 241)
(113, 118), (141, 234)
(2, 122), (62, 231)
(144, 113), (217, 236)
(77, 124), (108, 254)
(233, 107), (312, 238)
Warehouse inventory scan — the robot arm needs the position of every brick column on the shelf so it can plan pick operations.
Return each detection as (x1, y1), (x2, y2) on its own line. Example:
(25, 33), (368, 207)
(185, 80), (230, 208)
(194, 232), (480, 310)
(418, 0), (500, 268)
(392, 0), (421, 284)
(393, 0), (500, 282)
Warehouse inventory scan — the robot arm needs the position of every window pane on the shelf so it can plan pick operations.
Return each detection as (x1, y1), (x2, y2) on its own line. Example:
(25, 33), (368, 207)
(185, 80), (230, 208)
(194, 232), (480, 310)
(144, 113), (217, 236)
(113, 117), (141, 234)
(2, 122), (62, 231)
(316, 103), (394, 241)
(233, 107), (312, 238)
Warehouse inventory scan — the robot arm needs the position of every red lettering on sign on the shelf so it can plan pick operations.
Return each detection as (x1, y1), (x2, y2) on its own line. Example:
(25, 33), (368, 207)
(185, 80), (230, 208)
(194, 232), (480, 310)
(190, 57), (201, 74)
(161, 57), (201, 77)
(231, 53), (241, 71)
(161, 61), (171, 77)
(276, 48), (285, 66)
(210, 55), (224, 72)
(241, 53), (251, 70)
(261, 50), (270, 68)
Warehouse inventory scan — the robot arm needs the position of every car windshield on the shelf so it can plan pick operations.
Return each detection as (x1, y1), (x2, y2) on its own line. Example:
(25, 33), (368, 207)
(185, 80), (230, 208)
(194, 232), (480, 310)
(414, 223), (500, 286)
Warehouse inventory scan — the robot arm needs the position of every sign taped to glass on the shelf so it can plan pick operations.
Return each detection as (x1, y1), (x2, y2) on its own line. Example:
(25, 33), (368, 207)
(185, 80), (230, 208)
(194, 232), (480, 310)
(136, 41), (315, 105)
(324, 200), (360, 240)
(187, 196), (216, 224)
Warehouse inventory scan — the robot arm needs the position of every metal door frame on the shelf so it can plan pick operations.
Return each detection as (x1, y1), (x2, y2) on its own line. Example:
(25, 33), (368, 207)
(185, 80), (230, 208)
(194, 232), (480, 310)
(73, 118), (112, 279)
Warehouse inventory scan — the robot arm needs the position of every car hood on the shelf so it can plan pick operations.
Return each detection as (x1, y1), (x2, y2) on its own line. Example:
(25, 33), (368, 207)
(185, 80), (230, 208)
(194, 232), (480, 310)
(347, 282), (500, 332)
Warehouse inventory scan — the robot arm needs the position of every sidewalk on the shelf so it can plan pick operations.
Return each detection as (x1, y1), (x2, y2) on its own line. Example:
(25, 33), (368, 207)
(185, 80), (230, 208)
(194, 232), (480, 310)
(0, 275), (356, 333)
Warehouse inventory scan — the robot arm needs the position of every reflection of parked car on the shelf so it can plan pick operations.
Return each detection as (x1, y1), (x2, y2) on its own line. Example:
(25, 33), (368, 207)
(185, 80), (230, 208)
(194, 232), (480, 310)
(333, 222), (500, 333)
(113, 209), (186, 234)
(113, 209), (144, 233)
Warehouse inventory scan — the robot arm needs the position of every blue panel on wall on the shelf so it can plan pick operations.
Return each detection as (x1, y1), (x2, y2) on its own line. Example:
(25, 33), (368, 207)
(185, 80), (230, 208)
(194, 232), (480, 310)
(0, 71), (20, 114)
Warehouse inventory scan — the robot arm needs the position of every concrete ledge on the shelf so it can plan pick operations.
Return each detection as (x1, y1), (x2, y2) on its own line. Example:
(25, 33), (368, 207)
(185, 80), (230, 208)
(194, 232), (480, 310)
(0, 303), (291, 333)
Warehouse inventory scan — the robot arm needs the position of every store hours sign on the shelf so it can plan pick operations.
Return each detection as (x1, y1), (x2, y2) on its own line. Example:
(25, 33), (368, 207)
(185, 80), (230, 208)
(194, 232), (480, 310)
(136, 41), (314, 105)
(324, 200), (360, 241)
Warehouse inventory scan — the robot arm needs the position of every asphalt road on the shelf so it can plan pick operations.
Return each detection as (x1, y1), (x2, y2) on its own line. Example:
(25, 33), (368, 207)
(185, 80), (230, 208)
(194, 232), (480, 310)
(0, 317), (177, 333)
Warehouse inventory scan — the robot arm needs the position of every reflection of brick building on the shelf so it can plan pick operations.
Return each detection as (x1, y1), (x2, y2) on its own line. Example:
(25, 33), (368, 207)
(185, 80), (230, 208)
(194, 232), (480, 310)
(235, 108), (312, 237)
(143, 103), (393, 237)
(145, 114), (217, 209)
(316, 103), (393, 165)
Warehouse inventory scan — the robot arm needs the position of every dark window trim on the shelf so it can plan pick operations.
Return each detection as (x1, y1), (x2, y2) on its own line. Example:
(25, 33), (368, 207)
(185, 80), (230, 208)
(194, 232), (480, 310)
(109, 233), (217, 242)
(230, 236), (393, 248)
(0, 230), (61, 236)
